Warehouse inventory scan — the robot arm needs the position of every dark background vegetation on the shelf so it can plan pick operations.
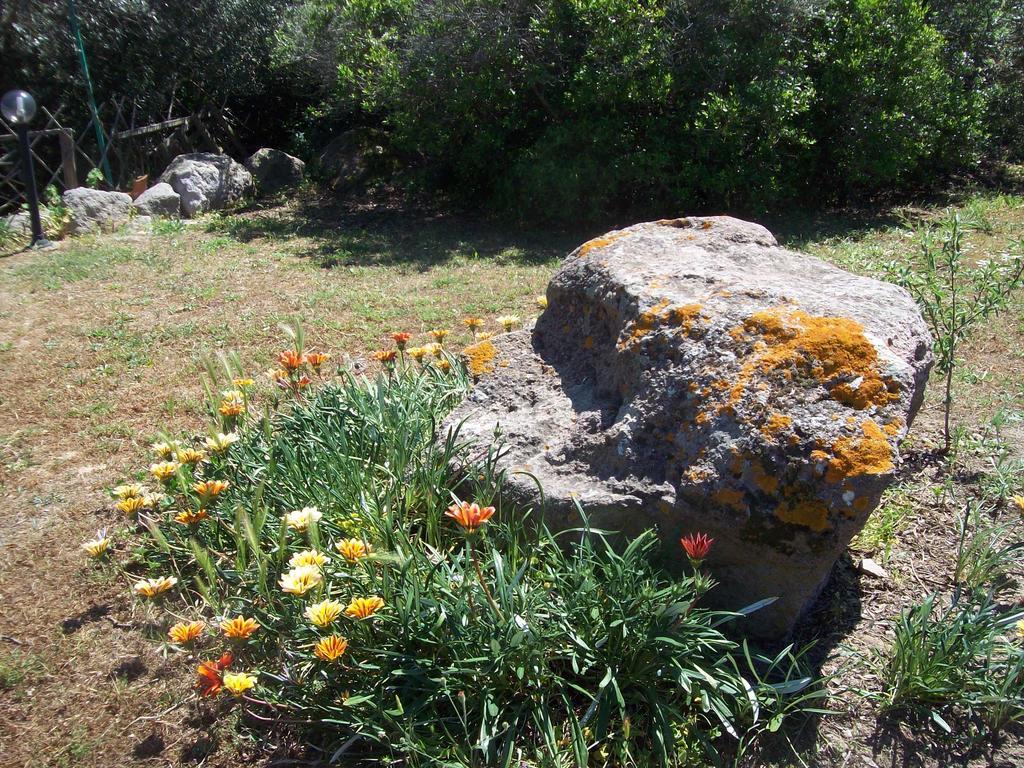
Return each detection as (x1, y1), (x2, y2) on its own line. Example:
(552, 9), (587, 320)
(2, 0), (1023, 222)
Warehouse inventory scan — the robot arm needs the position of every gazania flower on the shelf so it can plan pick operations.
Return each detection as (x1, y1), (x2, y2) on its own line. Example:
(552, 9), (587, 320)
(278, 349), (304, 371)
(267, 368), (289, 383)
(462, 318), (483, 332)
(345, 596), (384, 620)
(193, 479), (229, 503)
(284, 506), (322, 532)
(141, 492), (164, 508)
(219, 390), (245, 417)
(116, 496), (147, 517)
(151, 440), (182, 459)
(335, 538), (372, 563)
(279, 565), (323, 595)
(297, 374), (312, 389)
(305, 351), (331, 370)
(428, 329), (450, 344)
(435, 359), (451, 372)
(168, 620), (205, 644)
(112, 484), (146, 500)
(536, 295), (548, 309)
(1015, 618), (1024, 639)
(306, 599), (343, 627)
(390, 332), (412, 349)
(205, 432), (240, 454)
(496, 315), (521, 332)
(289, 549), (328, 569)
(313, 635), (349, 662)
(196, 652), (233, 696)
(680, 532), (714, 565)
(222, 671), (258, 696)
(134, 575), (178, 599)
(150, 461), (180, 482)
(406, 346), (428, 362)
(476, 331), (496, 341)
(220, 615), (260, 639)
(373, 349), (397, 365)
(445, 500), (495, 534)
(1011, 495), (1024, 515)
(81, 530), (111, 558)
(175, 508), (209, 525)
(176, 448), (207, 465)
(232, 377), (255, 388)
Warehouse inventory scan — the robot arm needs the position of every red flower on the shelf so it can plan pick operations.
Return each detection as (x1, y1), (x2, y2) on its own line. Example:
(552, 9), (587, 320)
(445, 500), (496, 534)
(391, 332), (412, 349)
(196, 651), (233, 696)
(278, 350), (304, 371)
(680, 532), (713, 563)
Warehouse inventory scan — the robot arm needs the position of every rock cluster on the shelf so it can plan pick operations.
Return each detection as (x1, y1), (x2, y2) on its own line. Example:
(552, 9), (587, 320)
(445, 216), (932, 638)
(158, 152), (255, 217)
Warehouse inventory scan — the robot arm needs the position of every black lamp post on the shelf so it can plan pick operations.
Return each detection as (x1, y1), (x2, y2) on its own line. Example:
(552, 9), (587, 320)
(2, 89), (52, 249)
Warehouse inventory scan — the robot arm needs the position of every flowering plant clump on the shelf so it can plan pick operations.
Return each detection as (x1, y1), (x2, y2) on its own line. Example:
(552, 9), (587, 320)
(96, 321), (822, 767)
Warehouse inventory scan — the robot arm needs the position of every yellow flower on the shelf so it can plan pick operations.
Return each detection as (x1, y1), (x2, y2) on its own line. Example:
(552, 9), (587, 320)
(345, 596), (384, 620)
(174, 508), (209, 525)
(289, 549), (329, 569)
(285, 506), (322, 532)
(134, 575), (178, 599)
(535, 295), (548, 309)
(220, 616), (260, 639)
(151, 440), (183, 459)
(306, 599), (343, 627)
(176, 447), (207, 465)
(193, 479), (229, 502)
(232, 377), (256, 389)
(428, 329), (450, 344)
(279, 565), (323, 595)
(1016, 618), (1024, 639)
(112, 484), (146, 500)
(222, 671), (257, 696)
(150, 461), (180, 482)
(205, 432), (240, 454)
(435, 359), (451, 372)
(475, 331), (496, 341)
(313, 635), (349, 662)
(496, 315), (521, 332)
(406, 346), (428, 362)
(81, 530), (111, 558)
(116, 496), (147, 517)
(463, 317), (483, 331)
(335, 538), (372, 563)
(168, 620), (205, 644)
(141, 492), (164, 508)
(1011, 495), (1024, 515)
(425, 342), (444, 358)
(219, 390), (246, 417)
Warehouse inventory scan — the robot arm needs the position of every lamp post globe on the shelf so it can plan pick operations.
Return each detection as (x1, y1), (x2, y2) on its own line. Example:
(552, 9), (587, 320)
(2, 89), (51, 249)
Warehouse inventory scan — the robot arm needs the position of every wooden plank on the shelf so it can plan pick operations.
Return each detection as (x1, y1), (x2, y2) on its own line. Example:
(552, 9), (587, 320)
(59, 129), (78, 189)
(112, 116), (190, 140)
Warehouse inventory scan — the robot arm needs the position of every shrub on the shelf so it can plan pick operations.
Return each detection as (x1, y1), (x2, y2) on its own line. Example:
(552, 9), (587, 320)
(99, 324), (824, 766)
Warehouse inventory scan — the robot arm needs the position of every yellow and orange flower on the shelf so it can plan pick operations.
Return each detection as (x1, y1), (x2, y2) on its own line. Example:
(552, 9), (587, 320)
(112, 483), (146, 500)
(425, 342), (444, 358)
(1011, 495), (1024, 515)
(305, 352), (331, 369)
(134, 575), (178, 598)
(289, 549), (328, 569)
(373, 349), (397, 365)
(151, 440), (183, 459)
(428, 329), (450, 344)
(278, 349), (304, 371)
(81, 530), (111, 558)
(445, 500), (496, 534)
(406, 346), (428, 362)
(117, 496), (147, 517)
(150, 461), (180, 482)
(222, 671), (258, 696)
(313, 635), (349, 662)
(219, 390), (246, 417)
(462, 317), (483, 331)
(196, 652), (233, 696)
(193, 479), (229, 503)
(305, 599), (343, 627)
(434, 359), (451, 372)
(297, 374), (312, 389)
(345, 596), (384, 620)
(279, 564), (323, 595)
(232, 377), (256, 389)
(168, 620), (205, 644)
(175, 508), (209, 525)
(335, 538), (372, 563)
(220, 615), (260, 639)
(205, 432), (240, 454)
(176, 447), (207, 465)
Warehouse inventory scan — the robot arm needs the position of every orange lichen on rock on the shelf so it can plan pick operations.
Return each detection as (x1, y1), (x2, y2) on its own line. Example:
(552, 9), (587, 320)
(775, 496), (830, 532)
(578, 231), (627, 257)
(669, 303), (704, 334)
(761, 413), (792, 439)
(825, 420), (894, 484)
(463, 340), (498, 377)
(750, 460), (780, 494)
(620, 298), (671, 347)
(715, 487), (746, 510)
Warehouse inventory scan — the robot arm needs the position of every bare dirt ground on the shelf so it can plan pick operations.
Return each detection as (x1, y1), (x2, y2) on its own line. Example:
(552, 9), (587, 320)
(0, 191), (1021, 767)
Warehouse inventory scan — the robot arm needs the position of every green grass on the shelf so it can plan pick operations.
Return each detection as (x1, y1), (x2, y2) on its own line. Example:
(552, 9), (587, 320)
(851, 484), (917, 562)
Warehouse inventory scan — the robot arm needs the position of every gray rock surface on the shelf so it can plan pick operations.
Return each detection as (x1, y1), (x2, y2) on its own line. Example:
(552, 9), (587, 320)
(158, 153), (254, 217)
(132, 182), (180, 217)
(445, 216), (932, 638)
(3, 211), (31, 244)
(245, 148), (305, 194)
(317, 129), (387, 190)
(62, 187), (133, 235)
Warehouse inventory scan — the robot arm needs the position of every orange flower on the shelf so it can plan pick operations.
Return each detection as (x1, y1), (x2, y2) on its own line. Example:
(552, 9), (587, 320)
(298, 374), (313, 389)
(193, 479), (229, 503)
(373, 349), (397, 365)
(168, 620), (205, 645)
(345, 596), (384, 619)
(278, 349), (304, 371)
(445, 500), (495, 534)
(175, 508), (209, 525)
(335, 538), (372, 563)
(218, 391), (245, 417)
(462, 317), (483, 331)
(680, 532), (714, 564)
(220, 616), (260, 639)
(176, 448), (207, 465)
(428, 329), (450, 344)
(313, 635), (349, 662)
(390, 332), (412, 349)
(196, 651), (233, 696)
(305, 351), (331, 370)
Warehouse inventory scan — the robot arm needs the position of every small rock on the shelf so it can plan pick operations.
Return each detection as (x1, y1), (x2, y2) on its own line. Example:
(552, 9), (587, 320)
(62, 187), (133, 235)
(132, 182), (180, 218)
(859, 558), (889, 579)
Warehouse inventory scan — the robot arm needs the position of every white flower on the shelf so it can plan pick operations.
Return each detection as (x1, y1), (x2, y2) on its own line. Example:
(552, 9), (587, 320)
(284, 506), (322, 532)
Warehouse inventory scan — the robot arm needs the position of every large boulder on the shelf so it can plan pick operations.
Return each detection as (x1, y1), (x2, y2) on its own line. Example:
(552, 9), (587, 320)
(244, 148), (305, 195)
(317, 128), (388, 190)
(158, 153), (254, 217)
(445, 217), (932, 638)
(62, 187), (133, 235)
(132, 182), (180, 218)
